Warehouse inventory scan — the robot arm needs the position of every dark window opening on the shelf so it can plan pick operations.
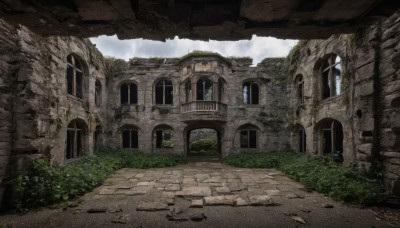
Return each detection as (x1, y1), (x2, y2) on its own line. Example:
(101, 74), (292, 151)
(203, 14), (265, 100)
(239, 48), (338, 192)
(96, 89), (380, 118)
(362, 131), (373, 137)
(320, 120), (343, 163)
(243, 82), (259, 105)
(156, 80), (173, 105)
(296, 75), (304, 104)
(94, 125), (101, 152)
(122, 129), (138, 148)
(120, 83), (137, 105)
(95, 80), (102, 107)
(240, 129), (257, 149)
(299, 128), (306, 153)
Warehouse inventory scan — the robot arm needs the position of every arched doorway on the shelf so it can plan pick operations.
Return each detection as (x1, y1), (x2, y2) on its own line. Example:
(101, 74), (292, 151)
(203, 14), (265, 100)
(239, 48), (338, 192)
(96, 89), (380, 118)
(314, 119), (344, 163)
(187, 128), (220, 156)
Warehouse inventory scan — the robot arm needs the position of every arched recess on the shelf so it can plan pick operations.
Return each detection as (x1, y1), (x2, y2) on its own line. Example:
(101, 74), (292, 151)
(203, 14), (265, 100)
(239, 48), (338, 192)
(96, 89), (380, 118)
(66, 118), (88, 160)
(152, 124), (174, 150)
(119, 81), (138, 105)
(196, 77), (213, 101)
(234, 124), (261, 150)
(95, 80), (102, 107)
(314, 54), (342, 100)
(66, 53), (89, 99)
(183, 122), (225, 157)
(314, 118), (344, 163)
(293, 74), (304, 105)
(93, 124), (102, 152)
(119, 124), (140, 149)
(293, 124), (306, 153)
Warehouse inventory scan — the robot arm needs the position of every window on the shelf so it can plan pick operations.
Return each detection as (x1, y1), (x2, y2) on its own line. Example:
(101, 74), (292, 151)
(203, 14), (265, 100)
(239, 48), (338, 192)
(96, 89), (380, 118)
(197, 78), (213, 101)
(122, 129), (138, 148)
(295, 75), (304, 104)
(120, 83), (138, 105)
(298, 126), (306, 153)
(240, 129), (257, 148)
(154, 129), (173, 148)
(67, 54), (84, 98)
(66, 119), (86, 159)
(243, 82), (259, 104)
(95, 80), (102, 107)
(185, 80), (192, 102)
(156, 80), (173, 105)
(321, 55), (341, 100)
(317, 119), (343, 163)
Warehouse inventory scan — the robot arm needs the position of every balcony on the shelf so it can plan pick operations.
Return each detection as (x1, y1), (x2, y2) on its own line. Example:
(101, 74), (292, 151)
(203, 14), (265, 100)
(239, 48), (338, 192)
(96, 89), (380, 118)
(181, 101), (227, 122)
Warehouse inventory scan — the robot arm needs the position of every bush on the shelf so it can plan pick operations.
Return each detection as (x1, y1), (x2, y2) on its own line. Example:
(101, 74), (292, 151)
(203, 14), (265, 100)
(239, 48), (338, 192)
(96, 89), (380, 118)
(189, 137), (217, 152)
(11, 148), (185, 211)
(223, 151), (384, 205)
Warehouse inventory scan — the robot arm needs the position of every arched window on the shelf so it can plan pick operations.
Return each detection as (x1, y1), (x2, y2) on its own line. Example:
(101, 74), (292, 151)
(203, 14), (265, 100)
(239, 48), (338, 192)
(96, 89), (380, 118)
(120, 83), (138, 105)
(95, 80), (102, 107)
(321, 54), (341, 100)
(122, 127), (138, 148)
(153, 126), (173, 149)
(297, 125), (306, 153)
(240, 129), (257, 148)
(66, 119), (87, 159)
(185, 80), (192, 102)
(197, 78), (213, 101)
(67, 54), (84, 98)
(315, 119), (343, 163)
(295, 75), (304, 104)
(156, 80), (173, 105)
(243, 82), (259, 105)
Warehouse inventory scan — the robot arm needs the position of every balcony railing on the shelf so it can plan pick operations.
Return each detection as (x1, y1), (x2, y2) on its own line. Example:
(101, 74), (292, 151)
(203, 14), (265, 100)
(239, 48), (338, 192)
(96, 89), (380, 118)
(181, 101), (227, 121)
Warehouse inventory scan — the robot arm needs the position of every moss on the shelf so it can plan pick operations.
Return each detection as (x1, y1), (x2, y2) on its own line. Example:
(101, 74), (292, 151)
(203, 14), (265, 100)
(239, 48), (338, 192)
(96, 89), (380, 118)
(286, 40), (308, 75)
(114, 104), (130, 120)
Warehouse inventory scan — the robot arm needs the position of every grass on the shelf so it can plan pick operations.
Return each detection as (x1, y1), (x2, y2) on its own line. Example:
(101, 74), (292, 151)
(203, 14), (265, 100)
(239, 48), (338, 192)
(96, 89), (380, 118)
(224, 151), (384, 205)
(11, 148), (185, 211)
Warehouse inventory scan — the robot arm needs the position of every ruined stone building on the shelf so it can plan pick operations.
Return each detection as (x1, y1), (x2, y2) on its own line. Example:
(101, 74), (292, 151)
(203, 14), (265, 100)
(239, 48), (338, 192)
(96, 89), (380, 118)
(0, 0), (400, 207)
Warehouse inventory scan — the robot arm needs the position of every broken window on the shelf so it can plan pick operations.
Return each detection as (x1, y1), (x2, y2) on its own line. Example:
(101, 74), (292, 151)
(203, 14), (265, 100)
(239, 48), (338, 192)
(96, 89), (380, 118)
(156, 80), (173, 105)
(295, 75), (304, 104)
(66, 119), (86, 159)
(240, 129), (257, 148)
(122, 128), (138, 149)
(120, 83), (138, 104)
(95, 80), (102, 107)
(185, 80), (192, 102)
(321, 55), (341, 100)
(154, 128), (173, 148)
(66, 54), (84, 99)
(243, 82), (259, 104)
(197, 78), (213, 101)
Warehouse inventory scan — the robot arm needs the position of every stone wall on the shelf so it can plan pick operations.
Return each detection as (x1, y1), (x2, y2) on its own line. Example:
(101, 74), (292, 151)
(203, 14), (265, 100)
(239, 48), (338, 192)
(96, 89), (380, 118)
(288, 11), (400, 195)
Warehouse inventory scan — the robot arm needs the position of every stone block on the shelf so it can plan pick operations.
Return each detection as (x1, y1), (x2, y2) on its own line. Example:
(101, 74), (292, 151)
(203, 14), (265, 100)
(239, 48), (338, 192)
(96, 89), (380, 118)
(249, 195), (273, 206)
(137, 201), (168, 211)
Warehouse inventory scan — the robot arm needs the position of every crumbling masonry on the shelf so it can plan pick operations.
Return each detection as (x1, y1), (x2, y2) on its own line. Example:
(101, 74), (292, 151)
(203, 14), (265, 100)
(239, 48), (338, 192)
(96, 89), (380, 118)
(1, 11), (400, 206)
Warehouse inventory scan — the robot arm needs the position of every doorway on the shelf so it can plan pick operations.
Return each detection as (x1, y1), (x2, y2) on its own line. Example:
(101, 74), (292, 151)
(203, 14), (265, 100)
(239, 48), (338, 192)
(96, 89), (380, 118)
(187, 128), (220, 157)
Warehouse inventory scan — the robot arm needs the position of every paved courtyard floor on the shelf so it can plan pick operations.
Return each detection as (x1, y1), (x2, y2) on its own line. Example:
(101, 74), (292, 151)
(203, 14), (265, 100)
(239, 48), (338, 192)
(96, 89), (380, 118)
(0, 162), (399, 228)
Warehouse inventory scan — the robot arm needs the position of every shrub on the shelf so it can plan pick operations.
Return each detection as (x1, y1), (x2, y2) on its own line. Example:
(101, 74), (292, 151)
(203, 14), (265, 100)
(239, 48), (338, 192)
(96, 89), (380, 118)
(223, 151), (384, 205)
(11, 148), (185, 211)
(189, 137), (217, 152)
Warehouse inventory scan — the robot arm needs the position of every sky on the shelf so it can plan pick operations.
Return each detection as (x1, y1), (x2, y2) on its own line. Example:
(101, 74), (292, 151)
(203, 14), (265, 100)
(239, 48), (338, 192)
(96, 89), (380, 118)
(90, 35), (298, 65)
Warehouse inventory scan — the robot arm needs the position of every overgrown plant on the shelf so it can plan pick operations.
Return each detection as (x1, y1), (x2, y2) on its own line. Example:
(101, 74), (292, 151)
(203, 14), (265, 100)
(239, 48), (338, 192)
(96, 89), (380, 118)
(224, 151), (384, 205)
(11, 148), (185, 211)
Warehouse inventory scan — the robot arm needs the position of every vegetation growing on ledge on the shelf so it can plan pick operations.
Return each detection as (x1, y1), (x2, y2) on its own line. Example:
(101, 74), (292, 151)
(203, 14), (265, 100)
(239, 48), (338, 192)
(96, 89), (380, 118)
(224, 151), (384, 205)
(11, 148), (185, 211)
(104, 56), (128, 79)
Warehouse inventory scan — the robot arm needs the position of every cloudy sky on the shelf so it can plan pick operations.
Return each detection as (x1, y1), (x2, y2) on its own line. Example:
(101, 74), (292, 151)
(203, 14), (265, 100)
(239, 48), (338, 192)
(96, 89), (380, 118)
(90, 35), (298, 65)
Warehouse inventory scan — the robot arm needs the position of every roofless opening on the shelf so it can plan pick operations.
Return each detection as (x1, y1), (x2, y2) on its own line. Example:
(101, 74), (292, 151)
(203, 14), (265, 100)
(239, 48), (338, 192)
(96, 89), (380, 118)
(187, 128), (220, 157)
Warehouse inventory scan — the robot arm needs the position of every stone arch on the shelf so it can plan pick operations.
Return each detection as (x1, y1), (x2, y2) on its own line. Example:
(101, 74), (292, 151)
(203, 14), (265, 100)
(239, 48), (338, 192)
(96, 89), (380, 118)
(183, 122), (225, 156)
(118, 80), (138, 105)
(313, 118), (344, 163)
(65, 118), (89, 160)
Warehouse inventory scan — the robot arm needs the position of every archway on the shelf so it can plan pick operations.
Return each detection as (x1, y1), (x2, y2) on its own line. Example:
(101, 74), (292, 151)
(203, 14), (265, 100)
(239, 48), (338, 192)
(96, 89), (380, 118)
(314, 118), (344, 163)
(187, 128), (220, 156)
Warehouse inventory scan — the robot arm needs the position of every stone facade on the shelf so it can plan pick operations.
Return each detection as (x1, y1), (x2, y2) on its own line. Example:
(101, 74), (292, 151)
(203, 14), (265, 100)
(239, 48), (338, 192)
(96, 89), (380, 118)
(288, 11), (400, 195)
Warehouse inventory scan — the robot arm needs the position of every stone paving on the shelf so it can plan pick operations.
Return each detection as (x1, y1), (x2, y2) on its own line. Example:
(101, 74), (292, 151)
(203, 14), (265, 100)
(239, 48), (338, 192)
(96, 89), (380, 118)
(94, 162), (299, 210)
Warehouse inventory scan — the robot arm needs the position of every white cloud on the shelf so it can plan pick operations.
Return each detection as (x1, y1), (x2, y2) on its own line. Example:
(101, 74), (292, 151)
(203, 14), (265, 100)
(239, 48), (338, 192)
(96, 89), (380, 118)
(90, 35), (298, 65)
